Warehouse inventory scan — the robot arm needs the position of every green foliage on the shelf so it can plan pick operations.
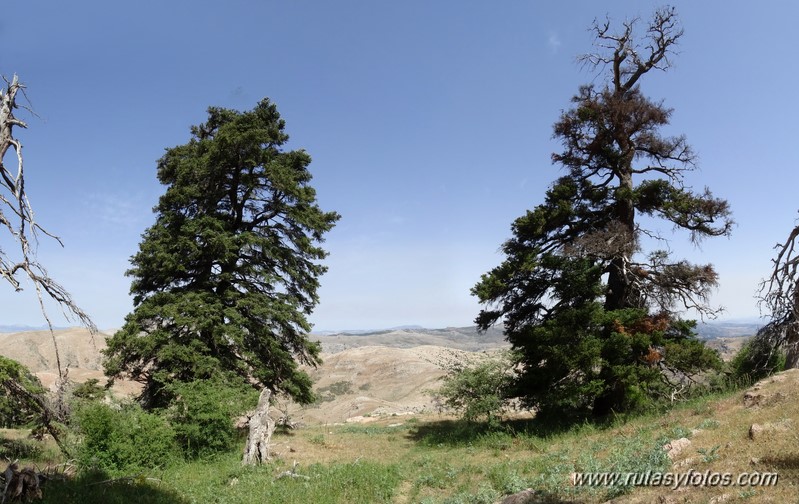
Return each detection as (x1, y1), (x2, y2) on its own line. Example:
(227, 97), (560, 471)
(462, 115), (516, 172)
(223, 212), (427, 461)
(166, 376), (257, 458)
(75, 402), (178, 474)
(440, 483), (499, 504)
(71, 379), (105, 401)
(504, 306), (722, 419)
(0, 356), (45, 427)
(434, 352), (514, 425)
(0, 437), (42, 460)
(318, 380), (353, 396)
(313, 380), (354, 405)
(697, 445), (721, 463)
(528, 431), (671, 499)
(104, 99), (339, 408)
(730, 337), (786, 384)
(485, 464), (528, 496)
(601, 434), (671, 499)
(41, 471), (186, 504)
(697, 418), (719, 430)
(20, 388), (745, 503)
(472, 9), (728, 420)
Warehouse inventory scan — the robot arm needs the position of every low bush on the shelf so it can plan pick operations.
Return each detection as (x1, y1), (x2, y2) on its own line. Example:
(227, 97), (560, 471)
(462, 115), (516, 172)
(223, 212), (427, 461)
(0, 356), (46, 428)
(74, 402), (178, 473)
(166, 377), (258, 459)
(433, 351), (515, 425)
(70, 379), (105, 401)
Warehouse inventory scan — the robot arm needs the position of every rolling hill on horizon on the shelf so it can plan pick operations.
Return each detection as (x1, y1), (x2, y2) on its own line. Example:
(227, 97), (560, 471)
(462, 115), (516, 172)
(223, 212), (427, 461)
(1, 319), (761, 340)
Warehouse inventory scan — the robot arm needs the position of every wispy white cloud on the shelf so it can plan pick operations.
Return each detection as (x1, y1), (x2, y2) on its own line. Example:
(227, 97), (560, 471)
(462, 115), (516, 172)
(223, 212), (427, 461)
(547, 31), (562, 53)
(84, 192), (150, 228)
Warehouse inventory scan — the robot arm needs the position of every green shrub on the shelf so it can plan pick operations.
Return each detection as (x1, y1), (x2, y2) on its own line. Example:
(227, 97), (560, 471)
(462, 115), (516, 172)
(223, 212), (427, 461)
(433, 351), (515, 425)
(166, 377), (257, 458)
(75, 402), (178, 473)
(486, 464), (528, 495)
(0, 438), (42, 460)
(71, 378), (106, 401)
(0, 356), (45, 428)
(319, 380), (353, 396)
(730, 337), (785, 384)
(314, 380), (354, 405)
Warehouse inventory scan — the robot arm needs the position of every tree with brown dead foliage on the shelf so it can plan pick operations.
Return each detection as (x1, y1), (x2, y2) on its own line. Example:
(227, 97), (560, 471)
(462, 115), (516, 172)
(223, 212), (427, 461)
(473, 7), (728, 418)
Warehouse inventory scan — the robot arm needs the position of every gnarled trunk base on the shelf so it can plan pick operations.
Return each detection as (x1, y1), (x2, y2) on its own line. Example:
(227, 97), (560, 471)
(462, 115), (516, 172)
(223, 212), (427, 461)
(242, 388), (276, 465)
(2, 462), (42, 502)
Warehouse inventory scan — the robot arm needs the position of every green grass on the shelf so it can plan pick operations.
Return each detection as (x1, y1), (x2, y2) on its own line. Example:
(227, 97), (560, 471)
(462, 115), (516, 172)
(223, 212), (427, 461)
(40, 452), (401, 504)
(31, 416), (680, 503)
(8, 383), (797, 503)
(168, 456), (400, 504)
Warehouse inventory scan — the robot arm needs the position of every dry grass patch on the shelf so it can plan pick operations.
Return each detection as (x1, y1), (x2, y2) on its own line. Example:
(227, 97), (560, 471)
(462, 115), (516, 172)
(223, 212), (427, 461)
(5, 370), (799, 503)
(273, 371), (799, 503)
(624, 370), (799, 503)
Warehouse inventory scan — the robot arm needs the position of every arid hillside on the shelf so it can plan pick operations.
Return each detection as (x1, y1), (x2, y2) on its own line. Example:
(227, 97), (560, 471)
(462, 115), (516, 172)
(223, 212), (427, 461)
(0, 328), (112, 389)
(0, 327), (508, 423)
(0, 326), (754, 426)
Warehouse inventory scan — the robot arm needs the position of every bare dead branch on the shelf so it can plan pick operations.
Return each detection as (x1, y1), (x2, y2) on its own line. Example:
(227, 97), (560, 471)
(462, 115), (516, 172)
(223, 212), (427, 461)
(1, 74), (97, 378)
(756, 216), (799, 367)
(579, 6), (683, 93)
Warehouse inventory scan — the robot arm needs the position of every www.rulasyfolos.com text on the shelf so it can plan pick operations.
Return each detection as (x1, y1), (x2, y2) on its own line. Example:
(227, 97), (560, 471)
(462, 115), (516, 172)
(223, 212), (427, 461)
(571, 469), (778, 489)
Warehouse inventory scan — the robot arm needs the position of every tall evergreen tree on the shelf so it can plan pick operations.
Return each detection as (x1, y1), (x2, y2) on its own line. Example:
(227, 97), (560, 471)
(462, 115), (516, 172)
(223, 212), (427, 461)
(473, 8), (731, 418)
(105, 99), (339, 407)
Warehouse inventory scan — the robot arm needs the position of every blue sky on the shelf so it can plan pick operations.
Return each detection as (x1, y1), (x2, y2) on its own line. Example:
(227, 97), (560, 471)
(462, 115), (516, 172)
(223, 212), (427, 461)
(1, 1), (797, 330)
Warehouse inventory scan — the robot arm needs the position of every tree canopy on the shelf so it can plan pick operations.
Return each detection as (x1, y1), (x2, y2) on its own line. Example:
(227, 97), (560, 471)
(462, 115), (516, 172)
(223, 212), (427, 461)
(472, 7), (731, 418)
(104, 99), (339, 407)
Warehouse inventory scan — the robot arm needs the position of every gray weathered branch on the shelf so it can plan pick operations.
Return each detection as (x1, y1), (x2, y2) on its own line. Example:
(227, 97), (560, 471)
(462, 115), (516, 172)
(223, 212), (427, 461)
(1, 74), (97, 377)
(579, 6), (683, 93)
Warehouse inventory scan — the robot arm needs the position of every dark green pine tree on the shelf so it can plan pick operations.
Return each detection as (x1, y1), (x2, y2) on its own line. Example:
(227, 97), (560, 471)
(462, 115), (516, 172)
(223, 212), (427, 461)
(105, 99), (339, 407)
(473, 8), (732, 419)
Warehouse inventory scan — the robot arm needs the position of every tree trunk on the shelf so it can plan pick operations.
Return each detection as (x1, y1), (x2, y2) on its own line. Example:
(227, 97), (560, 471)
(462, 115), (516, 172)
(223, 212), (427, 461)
(2, 463), (43, 502)
(786, 290), (799, 368)
(604, 166), (636, 312)
(784, 320), (799, 369)
(242, 388), (276, 465)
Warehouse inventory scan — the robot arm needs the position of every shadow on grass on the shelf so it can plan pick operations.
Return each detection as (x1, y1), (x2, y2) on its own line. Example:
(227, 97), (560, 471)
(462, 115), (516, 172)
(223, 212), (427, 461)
(41, 471), (187, 504)
(494, 489), (584, 504)
(0, 437), (42, 459)
(406, 414), (614, 448)
(761, 453), (799, 484)
(408, 396), (715, 448)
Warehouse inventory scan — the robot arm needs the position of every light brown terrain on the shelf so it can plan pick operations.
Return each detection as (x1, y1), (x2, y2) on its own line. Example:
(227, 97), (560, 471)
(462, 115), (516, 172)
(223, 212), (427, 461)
(706, 336), (749, 362)
(0, 327), (508, 424)
(299, 345), (486, 424)
(0, 328), (142, 395)
(0, 326), (753, 426)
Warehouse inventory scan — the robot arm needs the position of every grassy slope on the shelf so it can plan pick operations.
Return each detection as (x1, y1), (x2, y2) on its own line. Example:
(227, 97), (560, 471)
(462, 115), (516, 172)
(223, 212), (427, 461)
(4, 370), (798, 503)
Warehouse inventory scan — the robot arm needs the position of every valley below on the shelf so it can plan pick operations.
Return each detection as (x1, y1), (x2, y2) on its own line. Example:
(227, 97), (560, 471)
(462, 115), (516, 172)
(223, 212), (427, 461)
(0, 323), (756, 425)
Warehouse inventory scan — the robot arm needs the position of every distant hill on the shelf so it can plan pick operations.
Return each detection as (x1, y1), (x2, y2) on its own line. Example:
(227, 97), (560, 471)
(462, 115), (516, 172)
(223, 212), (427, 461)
(0, 323), (758, 425)
(312, 325), (507, 353)
(4, 320), (758, 343)
(311, 320), (760, 351)
(695, 321), (761, 340)
(0, 324), (69, 333)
